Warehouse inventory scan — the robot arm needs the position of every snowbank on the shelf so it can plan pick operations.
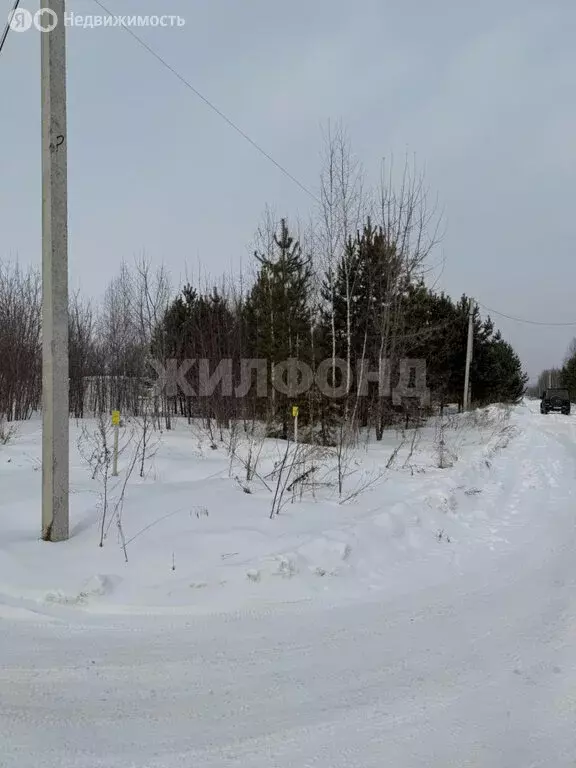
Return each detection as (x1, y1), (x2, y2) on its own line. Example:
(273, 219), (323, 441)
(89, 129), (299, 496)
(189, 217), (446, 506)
(1, 401), (571, 616)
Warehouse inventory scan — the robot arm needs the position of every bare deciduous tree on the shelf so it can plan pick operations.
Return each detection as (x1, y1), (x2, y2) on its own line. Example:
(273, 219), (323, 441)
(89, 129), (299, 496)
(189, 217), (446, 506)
(0, 261), (41, 421)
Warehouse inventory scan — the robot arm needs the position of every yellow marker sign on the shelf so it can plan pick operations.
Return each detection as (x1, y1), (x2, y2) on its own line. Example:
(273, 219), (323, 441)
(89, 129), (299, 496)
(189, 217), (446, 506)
(111, 410), (120, 426)
(292, 406), (299, 418)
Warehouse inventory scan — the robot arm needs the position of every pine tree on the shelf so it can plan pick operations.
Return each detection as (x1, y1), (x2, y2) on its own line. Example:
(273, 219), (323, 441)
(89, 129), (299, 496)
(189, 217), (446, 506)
(399, 285), (465, 408)
(244, 218), (313, 436)
(561, 342), (576, 399)
(320, 222), (406, 435)
(154, 285), (239, 424)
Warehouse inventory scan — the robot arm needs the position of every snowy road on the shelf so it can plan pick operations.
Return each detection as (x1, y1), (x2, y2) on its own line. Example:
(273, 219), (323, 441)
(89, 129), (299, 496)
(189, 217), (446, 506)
(1, 406), (576, 767)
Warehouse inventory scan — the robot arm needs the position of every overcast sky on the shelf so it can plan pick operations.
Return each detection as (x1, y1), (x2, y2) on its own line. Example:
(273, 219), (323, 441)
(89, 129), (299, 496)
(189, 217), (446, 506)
(1, 0), (575, 380)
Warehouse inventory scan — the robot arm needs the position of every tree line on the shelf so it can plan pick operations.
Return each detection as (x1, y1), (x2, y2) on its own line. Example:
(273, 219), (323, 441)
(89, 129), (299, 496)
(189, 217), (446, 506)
(532, 340), (576, 399)
(0, 127), (527, 438)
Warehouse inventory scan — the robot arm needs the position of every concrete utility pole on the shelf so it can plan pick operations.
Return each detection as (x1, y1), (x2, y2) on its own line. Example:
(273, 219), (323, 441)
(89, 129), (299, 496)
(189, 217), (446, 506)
(41, 0), (69, 541)
(548, 370), (552, 389)
(463, 299), (474, 410)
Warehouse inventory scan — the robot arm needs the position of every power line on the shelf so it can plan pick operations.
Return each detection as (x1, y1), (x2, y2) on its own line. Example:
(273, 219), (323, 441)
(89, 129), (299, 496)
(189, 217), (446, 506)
(477, 301), (576, 327)
(0, 0), (21, 56)
(91, 0), (320, 204)
(52, 0), (576, 333)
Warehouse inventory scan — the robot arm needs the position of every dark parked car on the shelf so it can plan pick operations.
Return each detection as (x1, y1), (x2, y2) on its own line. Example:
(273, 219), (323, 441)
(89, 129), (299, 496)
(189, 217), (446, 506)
(540, 388), (571, 415)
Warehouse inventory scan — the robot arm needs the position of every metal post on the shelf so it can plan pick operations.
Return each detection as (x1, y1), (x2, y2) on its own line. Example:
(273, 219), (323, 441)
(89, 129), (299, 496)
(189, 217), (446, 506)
(291, 405), (299, 443)
(463, 300), (474, 411)
(41, 0), (69, 541)
(112, 423), (119, 477)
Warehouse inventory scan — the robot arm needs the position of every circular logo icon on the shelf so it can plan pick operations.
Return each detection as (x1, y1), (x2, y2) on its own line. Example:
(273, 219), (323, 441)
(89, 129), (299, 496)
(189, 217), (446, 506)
(8, 8), (33, 31)
(34, 7), (58, 32)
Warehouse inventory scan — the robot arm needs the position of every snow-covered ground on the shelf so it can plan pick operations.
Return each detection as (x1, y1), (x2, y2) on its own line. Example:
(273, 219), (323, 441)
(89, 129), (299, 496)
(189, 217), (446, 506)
(1, 400), (576, 766)
(0, 403), (535, 614)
